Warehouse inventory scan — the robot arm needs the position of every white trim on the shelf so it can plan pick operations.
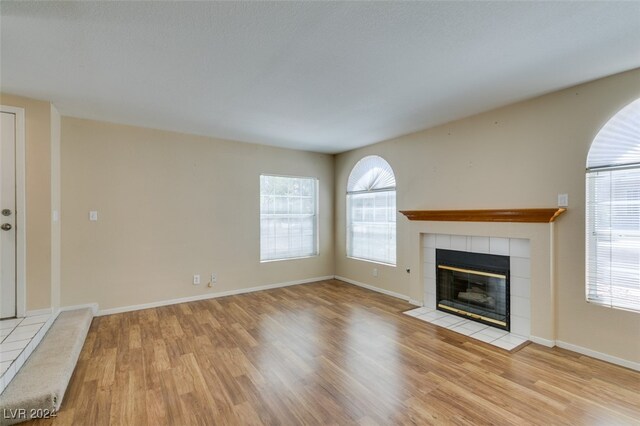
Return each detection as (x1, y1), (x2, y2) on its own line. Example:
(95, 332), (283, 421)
(334, 275), (411, 302)
(260, 254), (319, 264)
(408, 298), (423, 307)
(259, 174), (319, 263)
(0, 105), (26, 318)
(556, 340), (640, 372)
(95, 276), (334, 316)
(528, 336), (639, 371)
(346, 256), (397, 267)
(26, 307), (53, 317)
(59, 303), (99, 316)
(529, 335), (556, 348)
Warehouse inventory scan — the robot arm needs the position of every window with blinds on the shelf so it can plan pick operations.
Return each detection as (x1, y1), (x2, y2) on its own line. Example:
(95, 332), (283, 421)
(347, 156), (396, 265)
(260, 175), (318, 262)
(586, 98), (640, 312)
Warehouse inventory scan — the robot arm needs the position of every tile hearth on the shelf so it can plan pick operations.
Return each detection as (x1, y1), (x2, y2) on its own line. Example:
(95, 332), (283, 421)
(0, 313), (55, 394)
(404, 307), (529, 351)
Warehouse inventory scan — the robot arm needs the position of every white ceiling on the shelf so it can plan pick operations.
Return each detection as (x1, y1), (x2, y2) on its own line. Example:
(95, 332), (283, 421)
(1, 2), (639, 154)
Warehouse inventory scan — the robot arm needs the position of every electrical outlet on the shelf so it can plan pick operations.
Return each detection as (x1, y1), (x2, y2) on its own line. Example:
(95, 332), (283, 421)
(193, 274), (200, 285)
(211, 273), (217, 284)
(373, 268), (378, 277)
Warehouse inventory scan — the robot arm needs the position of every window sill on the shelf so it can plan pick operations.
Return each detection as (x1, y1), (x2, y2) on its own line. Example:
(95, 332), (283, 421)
(346, 256), (396, 267)
(260, 254), (319, 263)
(586, 298), (639, 314)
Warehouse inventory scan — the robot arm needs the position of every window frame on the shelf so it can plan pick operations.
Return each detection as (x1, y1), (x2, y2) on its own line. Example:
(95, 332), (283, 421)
(585, 164), (640, 313)
(346, 156), (397, 266)
(259, 174), (319, 263)
(585, 98), (640, 313)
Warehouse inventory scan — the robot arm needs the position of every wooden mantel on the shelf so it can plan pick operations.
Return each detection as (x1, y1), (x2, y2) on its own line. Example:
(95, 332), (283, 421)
(399, 208), (566, 223)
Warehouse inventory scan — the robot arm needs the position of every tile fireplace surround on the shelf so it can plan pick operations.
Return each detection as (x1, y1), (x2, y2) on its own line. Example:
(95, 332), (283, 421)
(423, 234), (532, 338)
(404, 220), (557, 346)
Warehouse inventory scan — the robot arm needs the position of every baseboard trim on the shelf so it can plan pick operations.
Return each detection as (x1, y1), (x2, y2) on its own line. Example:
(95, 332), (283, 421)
(95, 276), (335, 316)
(334, 275), (412, 302)
(529, 336), (556, 348)
(556, 340), (640, 372)
(25, 307), (53, 317)
(528, 336), (638, 371)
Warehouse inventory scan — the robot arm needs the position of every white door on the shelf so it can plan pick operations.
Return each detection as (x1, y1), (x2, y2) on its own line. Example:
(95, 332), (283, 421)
(0, 112), (16, 319)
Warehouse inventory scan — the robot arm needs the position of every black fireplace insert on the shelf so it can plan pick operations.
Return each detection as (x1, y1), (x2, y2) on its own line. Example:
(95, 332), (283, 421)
(436, 249), (510, 331)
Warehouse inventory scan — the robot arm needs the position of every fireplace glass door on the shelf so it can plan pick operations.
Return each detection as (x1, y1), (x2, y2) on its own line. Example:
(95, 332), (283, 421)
(436, 264), (509, 330)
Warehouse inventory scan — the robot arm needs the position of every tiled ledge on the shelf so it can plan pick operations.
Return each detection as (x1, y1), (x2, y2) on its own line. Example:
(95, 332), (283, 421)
(404, 307), (529, 351)
(0, 313), (57, 394)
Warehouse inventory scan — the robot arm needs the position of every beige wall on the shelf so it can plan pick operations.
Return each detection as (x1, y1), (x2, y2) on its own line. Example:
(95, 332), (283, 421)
(5, 69), (639, 364)
(0, 94), (52, 312)
(335, 69), (640, 363)
(60, 118), (334, 310)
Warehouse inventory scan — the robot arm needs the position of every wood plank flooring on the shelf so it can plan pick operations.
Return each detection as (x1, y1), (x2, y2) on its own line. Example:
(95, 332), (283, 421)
(27, 279), (640, 425)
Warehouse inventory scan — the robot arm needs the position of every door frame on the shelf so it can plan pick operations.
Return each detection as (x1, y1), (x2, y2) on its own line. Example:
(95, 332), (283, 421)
(1, 105), (26, 318)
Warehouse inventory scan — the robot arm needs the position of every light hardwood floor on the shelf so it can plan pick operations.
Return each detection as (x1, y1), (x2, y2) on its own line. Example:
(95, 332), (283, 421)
(29, 279), (639, 425)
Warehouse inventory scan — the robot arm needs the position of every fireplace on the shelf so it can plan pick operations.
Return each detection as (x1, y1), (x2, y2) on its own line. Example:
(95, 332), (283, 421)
(436, 249), (510, 331)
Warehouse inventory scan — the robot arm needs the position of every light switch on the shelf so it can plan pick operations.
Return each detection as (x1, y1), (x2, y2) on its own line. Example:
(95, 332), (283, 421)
(557, 194), (568, 207)
(89, 211), (98, 221)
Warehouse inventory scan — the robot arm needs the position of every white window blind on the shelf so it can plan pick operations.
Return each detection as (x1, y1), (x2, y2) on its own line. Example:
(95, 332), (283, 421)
(347, 156), (396, 265)
(260, 175), (318, 262)
(586, 168), (640, 311)
(586, 98), (640, 312)
(587, 99), (640, 169)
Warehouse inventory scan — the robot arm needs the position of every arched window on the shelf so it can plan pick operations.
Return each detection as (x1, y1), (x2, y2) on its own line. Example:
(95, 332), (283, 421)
(586, 98), (640, 312)
(347, 155), (396, 265)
